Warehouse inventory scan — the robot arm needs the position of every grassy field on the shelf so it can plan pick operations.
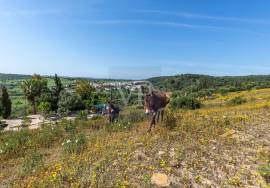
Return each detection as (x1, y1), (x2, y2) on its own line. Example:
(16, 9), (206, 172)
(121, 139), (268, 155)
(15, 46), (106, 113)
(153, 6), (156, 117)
(1, 88), (270, 187)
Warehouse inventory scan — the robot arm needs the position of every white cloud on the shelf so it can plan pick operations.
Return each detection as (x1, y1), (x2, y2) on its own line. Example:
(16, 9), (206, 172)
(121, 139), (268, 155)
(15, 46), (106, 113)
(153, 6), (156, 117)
(76, 19), (268, 36)
(140, 10), (270, 25)
(0, 9), (63, 17)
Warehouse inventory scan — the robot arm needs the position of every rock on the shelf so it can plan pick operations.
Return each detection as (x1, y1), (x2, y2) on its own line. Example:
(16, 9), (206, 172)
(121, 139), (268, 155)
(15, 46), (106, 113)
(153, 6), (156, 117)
(151, 173), (170, 187)
(220, 129), (236, 138)
(135, 143), (144, 148)
(169, 149), (176, 158)
(133, 150), (149, 161)
(169, 159), (179, 167)
(158, 151), (166, 156)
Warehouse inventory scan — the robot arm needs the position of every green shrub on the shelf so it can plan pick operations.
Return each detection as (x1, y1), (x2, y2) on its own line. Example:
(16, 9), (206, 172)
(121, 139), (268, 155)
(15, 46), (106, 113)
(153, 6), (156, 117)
(38, 102), (51, 117)
(107, 120), (133, 132)
(0, 120), (8, 130)
(170, 96), (201, 110)
(163, 110), (177, 130)
(228, 96), (247, 106)
(36, 124), (63, 148)
(119, 108), (146, 123)
(76, 110), (88, 120)
(58, 91), (84, 115)
(259, 163), (270, 183)
(0, 130), (31, 158)
(22, 151), (44, 175)
(62, 120), (77, 134)
(62, 134), (86, 154)
(21, 116), (31, 128)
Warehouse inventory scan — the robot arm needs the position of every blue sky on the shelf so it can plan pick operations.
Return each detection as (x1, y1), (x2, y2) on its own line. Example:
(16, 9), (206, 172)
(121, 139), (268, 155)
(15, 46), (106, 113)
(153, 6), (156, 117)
(1, 0), (270, 79)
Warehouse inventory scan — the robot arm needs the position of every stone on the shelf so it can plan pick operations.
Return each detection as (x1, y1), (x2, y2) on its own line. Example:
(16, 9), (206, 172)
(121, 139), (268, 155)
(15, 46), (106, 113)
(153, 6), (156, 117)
(151, 173), (170, 187)
(135, 143), (144, 148)
(158, 151), (166, 156)
(169, 159), (179, 167)
(133, 150), (149, 161)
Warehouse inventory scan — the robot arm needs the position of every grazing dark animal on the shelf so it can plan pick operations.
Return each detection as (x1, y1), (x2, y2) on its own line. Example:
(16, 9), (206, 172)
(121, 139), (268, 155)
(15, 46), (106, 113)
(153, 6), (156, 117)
(107, 101), (120, 123)
(144, 91), (170, 132)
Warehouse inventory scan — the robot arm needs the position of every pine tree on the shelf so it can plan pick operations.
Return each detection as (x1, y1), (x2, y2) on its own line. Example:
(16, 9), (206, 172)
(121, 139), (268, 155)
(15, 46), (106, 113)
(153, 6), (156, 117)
(1, 86), (12, 119)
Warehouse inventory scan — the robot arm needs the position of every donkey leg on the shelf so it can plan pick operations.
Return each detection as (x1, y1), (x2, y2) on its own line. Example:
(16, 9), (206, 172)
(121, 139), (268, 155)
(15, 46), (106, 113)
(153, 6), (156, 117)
(161, 110), (164, 122)
(156, 111), (160, 123)
(148, 114), (156, 132)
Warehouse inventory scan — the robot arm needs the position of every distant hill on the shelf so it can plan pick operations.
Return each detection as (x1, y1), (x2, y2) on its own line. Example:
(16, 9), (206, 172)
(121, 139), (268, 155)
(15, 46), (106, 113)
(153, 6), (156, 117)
(0, 73), (130, 82)
(148, 74), (270, 92)
(0, 73), (31, 80)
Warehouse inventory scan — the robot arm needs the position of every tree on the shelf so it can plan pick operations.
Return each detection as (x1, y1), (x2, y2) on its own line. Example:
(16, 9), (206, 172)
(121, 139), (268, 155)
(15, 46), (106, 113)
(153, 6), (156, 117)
(0, 85), (12, 119)
(75, 80), (95, 100)
(58, 91), (84, 115)
(50, 74), (64, 111)
(21, 74), (48, 114)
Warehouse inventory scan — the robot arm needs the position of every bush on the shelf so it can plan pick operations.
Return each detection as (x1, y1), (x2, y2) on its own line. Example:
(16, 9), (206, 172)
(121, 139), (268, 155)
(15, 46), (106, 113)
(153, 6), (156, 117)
(21, 116), (31, 128)
(107, 120), (133, 132)
(170, 96), (201, 110)
(119, 108), (146, 123)
(58, 91), (84, 115)
(62, 120), (77, 134)
(38, 102), (51, 117)
(259, 163), (270, 183)
(62, 134), (86, 154)
(163, 110), (177, 130)
(0, 130), (31, 158)
(76, 110), (88, 120)
(228, 96), (247, 106)
(0, 120), (8, 130)
(22, 151), (44, 175)
(36, 124), (63, 148)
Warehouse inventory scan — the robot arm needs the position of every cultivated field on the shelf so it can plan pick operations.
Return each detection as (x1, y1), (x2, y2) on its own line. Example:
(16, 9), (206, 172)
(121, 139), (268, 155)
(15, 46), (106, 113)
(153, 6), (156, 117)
(1, 88), (270, 187)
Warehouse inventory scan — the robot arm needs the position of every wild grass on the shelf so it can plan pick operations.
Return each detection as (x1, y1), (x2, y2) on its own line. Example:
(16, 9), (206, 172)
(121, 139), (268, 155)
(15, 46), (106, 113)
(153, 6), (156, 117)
(1, 88), (270, 187)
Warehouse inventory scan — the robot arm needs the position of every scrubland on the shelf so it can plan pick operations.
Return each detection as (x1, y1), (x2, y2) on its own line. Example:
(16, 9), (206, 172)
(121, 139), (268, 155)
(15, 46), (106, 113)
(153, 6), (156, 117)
(1, 89), (270, 187)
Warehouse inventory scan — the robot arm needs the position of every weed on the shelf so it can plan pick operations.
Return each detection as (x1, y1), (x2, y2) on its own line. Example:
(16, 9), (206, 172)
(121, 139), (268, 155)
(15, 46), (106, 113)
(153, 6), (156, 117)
(62, 133), (87, 154)
(22, 150), (44, 175)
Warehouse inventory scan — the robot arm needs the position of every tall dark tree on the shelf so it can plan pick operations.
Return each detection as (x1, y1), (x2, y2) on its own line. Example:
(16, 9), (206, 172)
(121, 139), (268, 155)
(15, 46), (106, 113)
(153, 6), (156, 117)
(0, 85), (12, 119)
(50, 74), (63, 111)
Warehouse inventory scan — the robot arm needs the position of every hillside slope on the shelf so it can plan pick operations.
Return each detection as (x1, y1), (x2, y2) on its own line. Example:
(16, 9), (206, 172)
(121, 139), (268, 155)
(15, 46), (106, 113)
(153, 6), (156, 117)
(148, 74), (270, 92)
(1, 89), (270, 187)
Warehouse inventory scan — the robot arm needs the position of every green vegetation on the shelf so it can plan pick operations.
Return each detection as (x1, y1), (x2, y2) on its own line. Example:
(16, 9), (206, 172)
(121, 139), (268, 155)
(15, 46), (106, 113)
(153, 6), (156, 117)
(170, 95), (201, 110)
(1, 73), (270, 187)
(149, 73), (270, 93)
(21, 74), (48, 114)
(228, 96), (247, 106)
(0, 85), (12, 118)
(57, 91), (84, 115)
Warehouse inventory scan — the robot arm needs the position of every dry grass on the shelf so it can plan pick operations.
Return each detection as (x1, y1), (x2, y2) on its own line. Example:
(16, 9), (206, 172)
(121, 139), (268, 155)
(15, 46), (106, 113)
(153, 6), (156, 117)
(1, 88), (270, 187)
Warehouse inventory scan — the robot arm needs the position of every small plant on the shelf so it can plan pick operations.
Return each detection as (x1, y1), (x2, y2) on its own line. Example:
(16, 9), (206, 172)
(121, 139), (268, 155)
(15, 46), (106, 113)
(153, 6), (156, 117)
(62, 120), (77, 134)
(163, 110), (177, 130)
(38, 102), (51, 117)
(21, 116), (31, 128)
(62, 134), (86, 154)
(259, 163), (270, 183)
(119, 108), (146, 123)
(107, 120), (133, 132)
(0, 120), (8, 130)
(36, 124), (63, 148)
(228, 96), (247, 106)
(1, 130), (31, 158)
(76, 110), (88, 120)
(22, 150), (44, 175)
